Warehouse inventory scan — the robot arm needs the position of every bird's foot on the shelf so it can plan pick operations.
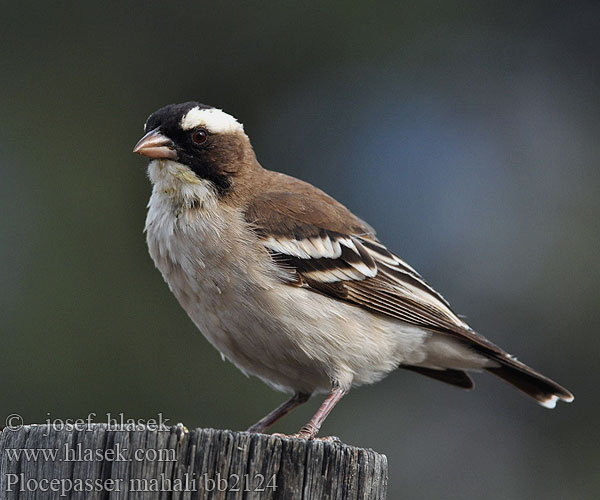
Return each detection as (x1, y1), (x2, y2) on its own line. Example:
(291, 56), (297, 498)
(271, 431), (311, 440)
(271, 432), (340, 443)
(271, 424), (314, 440)
(313, 435), (341, 443)
(271, 424), (340, 442)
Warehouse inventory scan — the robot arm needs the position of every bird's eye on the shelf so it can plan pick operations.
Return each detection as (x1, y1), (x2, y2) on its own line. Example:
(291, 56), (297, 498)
(192, 129), (208, 145)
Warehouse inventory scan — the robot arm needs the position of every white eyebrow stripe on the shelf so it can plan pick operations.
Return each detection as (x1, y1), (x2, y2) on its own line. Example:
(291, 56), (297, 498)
(180, 107), (244, 134)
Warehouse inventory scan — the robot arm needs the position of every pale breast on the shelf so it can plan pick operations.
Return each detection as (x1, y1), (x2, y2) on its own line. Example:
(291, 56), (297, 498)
(144, 174), (434, 393)
(145, 189), (329, 390)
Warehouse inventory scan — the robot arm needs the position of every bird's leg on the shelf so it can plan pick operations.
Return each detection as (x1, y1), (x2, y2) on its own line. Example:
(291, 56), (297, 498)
(295, 384), (347, 440)
(246, 392), (311, 434)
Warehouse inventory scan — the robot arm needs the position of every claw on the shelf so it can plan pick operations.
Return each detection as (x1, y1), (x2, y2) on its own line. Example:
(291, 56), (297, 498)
(314, 435), (341, 443)
(270, 431), (340, 442)
(265, 385), (347, 442)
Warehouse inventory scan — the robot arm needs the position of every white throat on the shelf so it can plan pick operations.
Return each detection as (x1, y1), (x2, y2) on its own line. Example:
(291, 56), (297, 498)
(147, 159), (218, 208)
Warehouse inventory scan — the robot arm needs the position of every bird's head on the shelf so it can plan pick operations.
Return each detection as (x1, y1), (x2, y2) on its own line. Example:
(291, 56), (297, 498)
(133, 102), (256, 196)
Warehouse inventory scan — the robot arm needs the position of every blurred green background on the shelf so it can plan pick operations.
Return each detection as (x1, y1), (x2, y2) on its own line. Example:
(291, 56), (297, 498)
(1, 1), (598, 498)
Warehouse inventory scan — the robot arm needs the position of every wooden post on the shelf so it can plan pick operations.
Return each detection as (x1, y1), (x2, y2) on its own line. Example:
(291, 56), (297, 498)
(0, 425), (387, 499)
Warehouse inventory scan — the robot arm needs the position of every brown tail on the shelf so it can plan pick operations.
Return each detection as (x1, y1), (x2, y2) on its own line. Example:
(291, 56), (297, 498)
(403, 365), (474, 389)
(485, 356), (574, 408)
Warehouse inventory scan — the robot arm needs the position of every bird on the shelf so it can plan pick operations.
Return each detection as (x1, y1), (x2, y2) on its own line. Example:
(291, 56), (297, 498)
(133, 102), (573, 440)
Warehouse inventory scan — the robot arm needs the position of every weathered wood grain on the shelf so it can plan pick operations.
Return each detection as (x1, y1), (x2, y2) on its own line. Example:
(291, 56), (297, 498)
(0, 425), (387, 499)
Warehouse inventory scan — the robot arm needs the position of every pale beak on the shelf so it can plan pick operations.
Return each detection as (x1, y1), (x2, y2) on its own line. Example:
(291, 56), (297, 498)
(133, 128), (177, 160)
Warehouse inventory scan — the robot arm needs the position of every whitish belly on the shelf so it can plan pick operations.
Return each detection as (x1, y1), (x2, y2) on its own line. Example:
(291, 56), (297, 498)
(145, 200), (429, 394)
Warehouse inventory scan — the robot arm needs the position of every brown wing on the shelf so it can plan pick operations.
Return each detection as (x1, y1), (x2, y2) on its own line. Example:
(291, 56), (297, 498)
(243, 183), (574, 406)
(244, 185), (473, 337)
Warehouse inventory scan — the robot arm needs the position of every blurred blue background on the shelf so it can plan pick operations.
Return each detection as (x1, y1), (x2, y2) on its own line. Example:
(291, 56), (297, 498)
(1, 1), (598, 498)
